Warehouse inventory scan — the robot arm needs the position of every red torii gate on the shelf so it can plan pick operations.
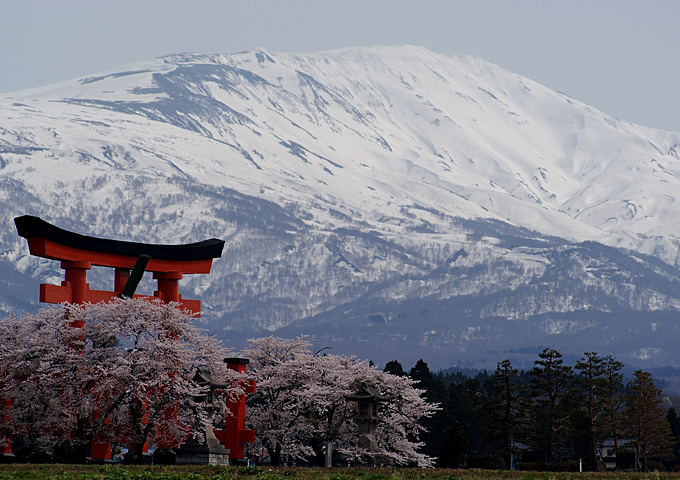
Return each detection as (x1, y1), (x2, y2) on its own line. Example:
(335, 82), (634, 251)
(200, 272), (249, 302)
(9, 215), (256, 463)
(14, 215), (226, 313)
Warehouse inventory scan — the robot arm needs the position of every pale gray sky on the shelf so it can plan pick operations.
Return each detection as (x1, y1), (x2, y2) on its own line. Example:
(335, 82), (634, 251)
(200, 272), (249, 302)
(2, 1), (679, 131)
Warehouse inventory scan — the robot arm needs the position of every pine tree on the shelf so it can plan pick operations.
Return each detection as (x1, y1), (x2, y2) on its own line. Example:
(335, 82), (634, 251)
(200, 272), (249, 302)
(666, 406), (680, 459)
(574, 352), (608, 470)
(625, 370), (675, 471)
(409, 359), (450, 463)
(383, 360), (407, 377)
(599, 356), (625, 453)
(482, 359), (522, 468)
(448, 376), (485, 454)
(439, 420), (468, 467)
(525, 348), (575, 463)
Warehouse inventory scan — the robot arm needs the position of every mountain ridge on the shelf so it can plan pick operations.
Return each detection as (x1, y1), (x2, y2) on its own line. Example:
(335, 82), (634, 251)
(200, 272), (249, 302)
(2, 45), (680, 369)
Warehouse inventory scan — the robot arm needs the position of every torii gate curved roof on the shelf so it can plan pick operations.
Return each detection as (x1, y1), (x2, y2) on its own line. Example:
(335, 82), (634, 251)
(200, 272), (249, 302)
(15, 215), (224, 274)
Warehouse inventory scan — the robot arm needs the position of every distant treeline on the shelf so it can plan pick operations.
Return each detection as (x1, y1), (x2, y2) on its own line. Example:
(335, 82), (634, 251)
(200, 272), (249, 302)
(385, 349), (680, 472)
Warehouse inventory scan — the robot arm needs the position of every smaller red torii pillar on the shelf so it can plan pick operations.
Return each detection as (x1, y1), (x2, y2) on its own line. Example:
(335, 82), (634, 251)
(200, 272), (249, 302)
(1, 396), (12, 459)
(214, 358), (256, 460)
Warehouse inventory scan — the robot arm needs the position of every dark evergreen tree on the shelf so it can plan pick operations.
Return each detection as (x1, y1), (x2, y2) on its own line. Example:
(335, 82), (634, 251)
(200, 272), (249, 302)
(384, 359), (407, 377)
(625, 370), (675, 471)
(409, 359), (450, 462)
(410, 359), (434, 387)
(666, 406), (680, 460)
(525, 348), (575, 463)
(481, 359), (522, 468)
(439, 420), (468, 467)
(574, 352), (608, 471)
(448, 376), (486, 454)
(598, 355), (626, 455)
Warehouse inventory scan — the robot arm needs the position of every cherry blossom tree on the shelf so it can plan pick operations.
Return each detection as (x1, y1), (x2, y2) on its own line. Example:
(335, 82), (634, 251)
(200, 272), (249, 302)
(0, 298), (242, 462)
(239, 336), (311, 465)
(242, 336), (438, 467)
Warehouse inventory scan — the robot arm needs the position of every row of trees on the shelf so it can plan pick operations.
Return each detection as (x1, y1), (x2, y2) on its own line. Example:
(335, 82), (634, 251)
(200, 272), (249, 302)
(2, 299), (676, 470)
(0, 302), (438, 466)
(388, 349), (677, 471)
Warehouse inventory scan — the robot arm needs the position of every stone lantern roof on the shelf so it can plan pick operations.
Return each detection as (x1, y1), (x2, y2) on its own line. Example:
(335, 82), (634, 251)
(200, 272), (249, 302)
(194, 368), (229, 390)
(345, 383), (389, 403)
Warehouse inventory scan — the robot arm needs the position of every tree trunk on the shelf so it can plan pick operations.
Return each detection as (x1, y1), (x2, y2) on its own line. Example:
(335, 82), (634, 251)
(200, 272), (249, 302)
(125, 443), (147, 465)
(53, 441), (89, 464)
(265, 441), (282, 466)
(311, 439), (325, 467)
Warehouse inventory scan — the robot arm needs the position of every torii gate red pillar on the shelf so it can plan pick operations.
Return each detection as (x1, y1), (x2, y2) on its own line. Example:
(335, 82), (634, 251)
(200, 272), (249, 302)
(1, 396), (12, 459)
(214, 358), (256, 460)
(13, 215), (227, 462)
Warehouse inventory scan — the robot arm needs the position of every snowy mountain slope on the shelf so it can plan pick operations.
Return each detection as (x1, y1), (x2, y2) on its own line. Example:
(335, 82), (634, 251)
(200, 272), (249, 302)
(2, 45), (680, 369)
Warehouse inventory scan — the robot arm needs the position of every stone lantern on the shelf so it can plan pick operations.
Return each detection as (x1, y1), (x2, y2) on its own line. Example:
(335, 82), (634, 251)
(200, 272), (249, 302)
(175, 368), (231, 465)
(345, 383), (392, 465)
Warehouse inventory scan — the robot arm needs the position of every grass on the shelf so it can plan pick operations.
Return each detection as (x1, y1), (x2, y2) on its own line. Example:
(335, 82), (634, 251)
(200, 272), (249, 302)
(0, 465), (677, 480)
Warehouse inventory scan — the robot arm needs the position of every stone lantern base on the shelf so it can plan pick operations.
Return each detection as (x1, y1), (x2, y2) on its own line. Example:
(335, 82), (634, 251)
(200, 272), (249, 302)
(176, 429), (230, 465)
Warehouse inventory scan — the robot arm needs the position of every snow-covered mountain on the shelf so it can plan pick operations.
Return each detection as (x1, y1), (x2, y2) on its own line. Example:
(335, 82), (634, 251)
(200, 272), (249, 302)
(3, 45), (680, 370)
